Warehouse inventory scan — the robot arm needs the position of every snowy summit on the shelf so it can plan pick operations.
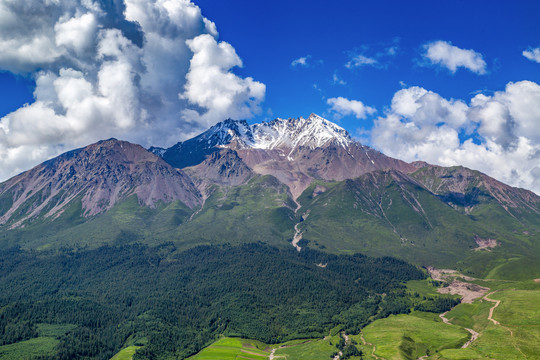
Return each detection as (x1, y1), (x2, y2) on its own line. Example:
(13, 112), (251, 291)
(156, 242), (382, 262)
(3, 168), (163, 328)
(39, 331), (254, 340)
(200, 114), (353, 151)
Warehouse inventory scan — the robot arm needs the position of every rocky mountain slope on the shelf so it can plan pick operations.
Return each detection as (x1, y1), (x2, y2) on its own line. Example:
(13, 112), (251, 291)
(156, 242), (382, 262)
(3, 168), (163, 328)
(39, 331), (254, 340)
(410, 164), (540, 218)
(0, 139), (200, 228)
(161, 114), (415, 197)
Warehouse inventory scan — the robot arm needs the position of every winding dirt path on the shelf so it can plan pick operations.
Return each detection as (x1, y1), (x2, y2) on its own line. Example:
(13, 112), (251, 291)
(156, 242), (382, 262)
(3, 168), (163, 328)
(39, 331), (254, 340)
(483, 292), (501, 325)
(460, 328), (480, 348)
(268, 348), (281, 360)
(360, 333), (384, 360)
(440, 308), (479, 348)
(439, 311), (450, 324)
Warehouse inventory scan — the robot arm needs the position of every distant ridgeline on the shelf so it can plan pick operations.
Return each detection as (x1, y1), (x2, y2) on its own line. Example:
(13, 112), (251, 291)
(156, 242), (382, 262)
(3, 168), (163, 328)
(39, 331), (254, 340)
(0, 243), (463, 360)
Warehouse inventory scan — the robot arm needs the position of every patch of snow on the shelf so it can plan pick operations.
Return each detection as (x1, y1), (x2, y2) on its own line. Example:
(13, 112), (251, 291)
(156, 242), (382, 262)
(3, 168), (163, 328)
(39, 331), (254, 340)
(251, 114), (352, 150)
(193, 114), (353, 152)
(149, 147), (166, 157)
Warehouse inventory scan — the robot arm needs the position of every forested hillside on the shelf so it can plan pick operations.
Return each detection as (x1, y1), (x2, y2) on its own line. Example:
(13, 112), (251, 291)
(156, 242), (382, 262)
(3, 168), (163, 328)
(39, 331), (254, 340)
(0, 243), (455, 359)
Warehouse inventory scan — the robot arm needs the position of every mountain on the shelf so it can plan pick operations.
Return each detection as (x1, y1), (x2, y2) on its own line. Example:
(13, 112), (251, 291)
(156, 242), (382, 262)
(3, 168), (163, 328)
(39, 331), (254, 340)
(0, 139), (200, 227)
(410, 164), (540, 219)
(161, 114), (352, 168)
(0, 139), (203, 248)
(183, 148), (254, 198)
(0, 114), (538, 279)
(163, 114), (415, 197)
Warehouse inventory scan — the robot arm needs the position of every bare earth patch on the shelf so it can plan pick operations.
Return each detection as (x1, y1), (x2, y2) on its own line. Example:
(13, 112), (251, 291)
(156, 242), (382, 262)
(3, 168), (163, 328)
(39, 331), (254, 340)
(473, 235), (498, 251)
(427, 267), (459, 282)
(427, 267), (476, 282)
(438, 280), (489, 303)
(428, 267), (494, 350)
(534, 279), (540, 283)
(427, 267), (487, 303)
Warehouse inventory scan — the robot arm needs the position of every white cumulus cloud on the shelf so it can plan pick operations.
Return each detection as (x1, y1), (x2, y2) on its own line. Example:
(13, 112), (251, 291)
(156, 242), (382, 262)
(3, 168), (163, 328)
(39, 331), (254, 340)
(181, 34), (265, 129)
(0, 0), (265, 181)
(371, 81), (540, 194)
(523, 47), (540, 63)
(327, 96), (376, 119)
(423, 40), (487, 74)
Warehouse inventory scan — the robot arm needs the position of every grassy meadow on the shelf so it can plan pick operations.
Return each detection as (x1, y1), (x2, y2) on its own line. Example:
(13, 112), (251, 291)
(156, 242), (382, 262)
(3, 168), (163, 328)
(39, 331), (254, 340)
(110, 346), (142, 360)
(186, 337), (271, 360)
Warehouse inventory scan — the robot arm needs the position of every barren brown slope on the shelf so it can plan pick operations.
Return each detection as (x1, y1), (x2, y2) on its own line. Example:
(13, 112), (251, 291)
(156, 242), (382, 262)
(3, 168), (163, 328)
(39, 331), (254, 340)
(0, 139), (201, 227)
(236, 142), (415, 198)
(184, 148), (254, 198)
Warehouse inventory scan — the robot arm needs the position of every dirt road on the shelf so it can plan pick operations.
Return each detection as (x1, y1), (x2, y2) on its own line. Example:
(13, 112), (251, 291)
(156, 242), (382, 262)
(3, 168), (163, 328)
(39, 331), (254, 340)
(483, 292), (501, 325)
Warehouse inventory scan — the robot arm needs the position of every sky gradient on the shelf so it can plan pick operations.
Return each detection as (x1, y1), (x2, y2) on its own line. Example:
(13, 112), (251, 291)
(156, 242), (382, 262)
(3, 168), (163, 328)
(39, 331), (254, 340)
(0, 0), (539, 193)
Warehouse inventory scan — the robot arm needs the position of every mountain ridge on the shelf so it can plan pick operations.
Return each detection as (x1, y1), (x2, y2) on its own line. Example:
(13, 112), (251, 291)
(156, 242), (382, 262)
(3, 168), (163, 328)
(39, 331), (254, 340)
(0, 114), (538, 280)
(0, 138), (200, 227)
(159, 114), (416, 197)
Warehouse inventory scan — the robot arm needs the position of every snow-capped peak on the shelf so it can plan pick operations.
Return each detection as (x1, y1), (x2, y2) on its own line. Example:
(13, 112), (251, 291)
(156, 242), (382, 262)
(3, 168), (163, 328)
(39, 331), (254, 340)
(251, 114), (352, 150)
(197, 119), (254, 148)
(197, 114), (352, 151)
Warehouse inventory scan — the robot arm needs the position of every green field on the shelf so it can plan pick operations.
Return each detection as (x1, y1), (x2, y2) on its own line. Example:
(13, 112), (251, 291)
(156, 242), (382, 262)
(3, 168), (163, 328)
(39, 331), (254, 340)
(273, 336), (342, 360)
(360, 312), (469, 359)
(110, 346), (142, 360)
(0, 323), (77, 360)
(187, 335), (363, 360)
(358, 281), (540, 359)
(187, 337), (271, 360)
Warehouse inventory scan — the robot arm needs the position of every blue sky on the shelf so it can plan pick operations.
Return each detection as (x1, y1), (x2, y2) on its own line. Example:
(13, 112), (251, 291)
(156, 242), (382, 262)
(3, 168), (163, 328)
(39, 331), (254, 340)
(194, 0), (540, 129)
(0, 0), (539, 193)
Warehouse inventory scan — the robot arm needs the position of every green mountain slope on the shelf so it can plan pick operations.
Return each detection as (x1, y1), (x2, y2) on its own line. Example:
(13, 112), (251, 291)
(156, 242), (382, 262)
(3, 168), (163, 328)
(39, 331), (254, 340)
(179, 175), (296, 247)
(0, 174), (295, 251)
(295, 170), (540, 279)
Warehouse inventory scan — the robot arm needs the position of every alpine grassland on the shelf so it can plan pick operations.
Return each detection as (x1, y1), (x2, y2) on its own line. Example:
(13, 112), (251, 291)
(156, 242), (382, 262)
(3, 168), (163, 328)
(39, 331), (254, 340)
(273, 336), (343, 360)
(446, 286), (540, 359)
(352, 279), (540, 359)
(186, 337), (270, 360)
(360, 312), (470, 359)
(110, 346), (143, 360)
